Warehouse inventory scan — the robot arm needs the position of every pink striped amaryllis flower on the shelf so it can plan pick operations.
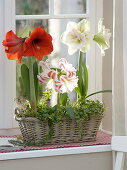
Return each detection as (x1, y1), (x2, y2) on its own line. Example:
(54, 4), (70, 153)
(37, 62), (61, 91)
(60, 72), (78, 93)
(37, 58), (78, 93)
(59, 58), (76, 73)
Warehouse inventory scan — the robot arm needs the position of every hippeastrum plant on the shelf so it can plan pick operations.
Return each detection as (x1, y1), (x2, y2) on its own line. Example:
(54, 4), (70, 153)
(61, 19), (112, 101)
(2, 19), (112, 145)
(2, 27), (53, 111)
(2, 18), (111, 113)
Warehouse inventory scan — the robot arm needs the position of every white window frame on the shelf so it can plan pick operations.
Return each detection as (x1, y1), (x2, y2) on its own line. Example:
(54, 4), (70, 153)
(0, 0), (16, 129)
(0, 0), (103, 131)
(113, 0), (127, 136)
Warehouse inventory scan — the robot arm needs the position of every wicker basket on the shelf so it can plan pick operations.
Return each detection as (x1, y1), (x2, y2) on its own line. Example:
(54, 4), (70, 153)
(15, 112), (104, 145)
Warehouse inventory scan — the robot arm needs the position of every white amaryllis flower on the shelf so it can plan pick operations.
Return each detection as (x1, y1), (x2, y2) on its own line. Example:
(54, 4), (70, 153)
(60, 72), (78, 93)
(61, 19), (90, 55)
(93, 19), (111, 55)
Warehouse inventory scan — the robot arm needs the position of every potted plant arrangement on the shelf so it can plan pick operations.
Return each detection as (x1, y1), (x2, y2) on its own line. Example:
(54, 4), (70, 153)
(2, 19), (111, 146)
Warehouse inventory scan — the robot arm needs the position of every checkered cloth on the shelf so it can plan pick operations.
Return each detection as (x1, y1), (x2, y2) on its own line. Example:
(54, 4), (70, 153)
(0, 130), (111, 153)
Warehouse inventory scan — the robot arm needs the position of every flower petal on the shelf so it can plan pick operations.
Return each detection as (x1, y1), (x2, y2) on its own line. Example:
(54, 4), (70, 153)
(2, 30), (25, 62)
(61, 19), (91, 55)
(24, 27), (53, 60)
(68, 47), (78, 55)
(66, 22), (77, 31)
(93, 19), (111, 55)
(77, 19), (90, 33)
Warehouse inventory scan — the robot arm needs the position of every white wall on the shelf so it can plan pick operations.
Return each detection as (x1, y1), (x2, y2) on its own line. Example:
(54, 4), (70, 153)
(0, 152), (112, 170)
(102, 0), (113, 132)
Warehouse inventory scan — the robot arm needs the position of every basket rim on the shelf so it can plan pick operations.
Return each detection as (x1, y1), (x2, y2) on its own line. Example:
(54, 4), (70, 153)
(15, 113), (104, 122)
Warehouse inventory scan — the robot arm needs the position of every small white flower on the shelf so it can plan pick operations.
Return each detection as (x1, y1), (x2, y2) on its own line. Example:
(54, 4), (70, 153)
(93, 19), (111, 55)
(61, 19), (90, 55)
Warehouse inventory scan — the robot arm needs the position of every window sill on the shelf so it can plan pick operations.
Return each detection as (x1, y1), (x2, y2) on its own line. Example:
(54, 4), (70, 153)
(0, 144), (111, 161)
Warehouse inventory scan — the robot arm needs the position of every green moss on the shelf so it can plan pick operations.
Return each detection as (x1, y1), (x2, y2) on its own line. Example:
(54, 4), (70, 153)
(16, 92), (104, 123)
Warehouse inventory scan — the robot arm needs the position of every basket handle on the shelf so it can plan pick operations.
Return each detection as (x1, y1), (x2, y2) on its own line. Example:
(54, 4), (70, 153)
(15, 107), (20, 115)
(15, 107), (25, 121)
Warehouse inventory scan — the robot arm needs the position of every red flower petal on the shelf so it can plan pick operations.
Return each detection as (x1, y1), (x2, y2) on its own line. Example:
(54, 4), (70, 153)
(24, 27), (53, 60)
(2, 30), (25, 62)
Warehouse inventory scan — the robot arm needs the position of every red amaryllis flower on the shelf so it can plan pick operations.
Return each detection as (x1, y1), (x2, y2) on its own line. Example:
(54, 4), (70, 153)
(24, 27), (53, 61)
(2, 31), (25, 63)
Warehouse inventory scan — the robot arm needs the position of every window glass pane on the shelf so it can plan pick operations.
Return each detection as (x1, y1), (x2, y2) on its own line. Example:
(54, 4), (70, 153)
(16, 0), (49, 15)
(54, 0), (86, 14)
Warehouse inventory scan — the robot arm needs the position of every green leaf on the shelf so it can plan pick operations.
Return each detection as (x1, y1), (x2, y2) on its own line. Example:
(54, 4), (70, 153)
(52, 104), (59, 111)
(85, 90), (112, 99)
(28, 57), (37, 111)
(77, 51), (88, 98)
(19, 77), (24, 97)
(43, 113), (49, 118)
(59, 93), (68, 106)
(21, 64), (30, 101)
(33, 61), (39, 102)
(75, 86), (81, 98)
(78, 52), (84, 96)
(65, 106), (74, 119)
(82, 63), (88, 96)
(76, 70), (82, 97)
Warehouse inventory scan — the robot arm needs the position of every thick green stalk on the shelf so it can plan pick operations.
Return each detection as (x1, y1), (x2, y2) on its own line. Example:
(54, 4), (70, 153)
(28, 57), (37, 111)
(78, 51), (86, 69)
(57, 92), (60, 105)
(77, 51), (87, 98)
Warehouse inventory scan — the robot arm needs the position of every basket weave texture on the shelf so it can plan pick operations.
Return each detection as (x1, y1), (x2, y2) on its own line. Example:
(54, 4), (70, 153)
(15, 114), (104, 145)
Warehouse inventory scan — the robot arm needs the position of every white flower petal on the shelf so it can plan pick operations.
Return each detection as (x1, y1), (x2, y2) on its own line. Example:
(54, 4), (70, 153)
(60, 74), (78, 93)
(98, 18), (104, 32)
(80, 40), (90, 53)
(46, 79), (55, 90)
(66, 22), (77, 31)
(61, 32), (68, 44)
(77, 19), (90, 33)
(68, 47), (78, 55)
(39, 60), (51, 71)
(94, 19), (111, 55)
(61, 19), (91, 55)
(59, 58), (76, 72)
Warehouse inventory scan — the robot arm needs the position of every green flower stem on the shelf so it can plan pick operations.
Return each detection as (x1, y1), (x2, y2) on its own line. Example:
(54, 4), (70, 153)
(77, 51), (88, 99)
(57, 92), (60, 105)
(28, 57), (37, 111)
(78, 51), (83, 71)
(78, 51), (86, 71)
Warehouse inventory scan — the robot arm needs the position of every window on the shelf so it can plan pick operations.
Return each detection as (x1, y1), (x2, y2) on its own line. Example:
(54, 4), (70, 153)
(0, 0), (103, 132)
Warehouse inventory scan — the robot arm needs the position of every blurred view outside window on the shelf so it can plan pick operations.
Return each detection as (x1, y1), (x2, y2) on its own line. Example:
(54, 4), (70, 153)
(16, 0), (86, 101)
(16, 0), (49, 15)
